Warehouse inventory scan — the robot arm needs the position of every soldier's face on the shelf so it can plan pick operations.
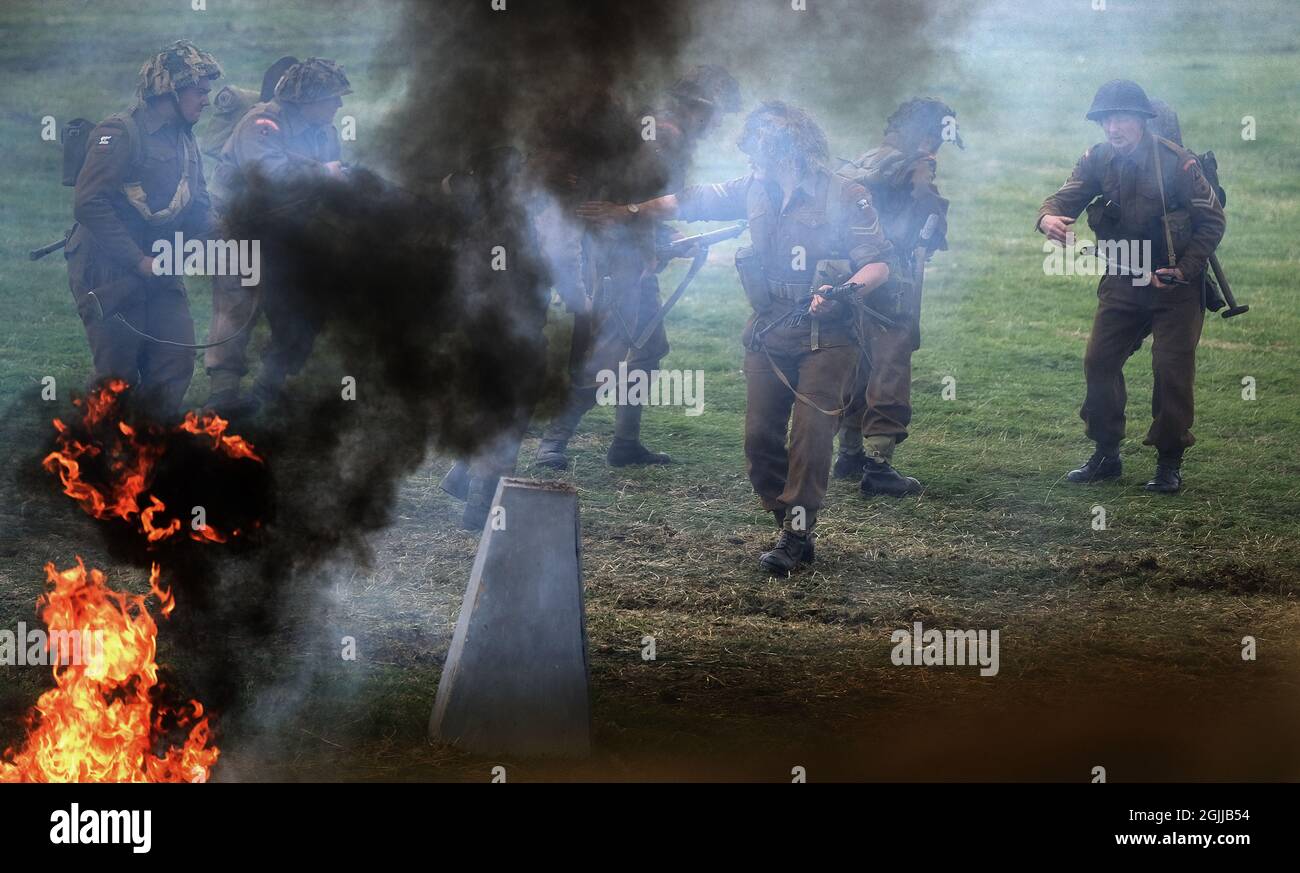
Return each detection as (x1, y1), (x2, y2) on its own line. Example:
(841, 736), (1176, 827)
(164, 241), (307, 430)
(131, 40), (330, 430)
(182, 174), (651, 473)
(176, 80), (212, 125)
(300, 95), (343, 126)
(1099, 112), (1146, 153)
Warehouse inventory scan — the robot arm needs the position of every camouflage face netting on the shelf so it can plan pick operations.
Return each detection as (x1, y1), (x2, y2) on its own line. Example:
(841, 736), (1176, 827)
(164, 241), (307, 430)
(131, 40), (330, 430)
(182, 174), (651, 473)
(885, 98), (963, 150)
(274, 58), (353, 104)
(737, 100), (830, 173)
(137, 39), (223, 100)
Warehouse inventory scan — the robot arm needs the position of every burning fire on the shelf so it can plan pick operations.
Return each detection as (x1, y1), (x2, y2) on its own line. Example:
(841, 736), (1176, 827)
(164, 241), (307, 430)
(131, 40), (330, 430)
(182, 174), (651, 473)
(0, 382), (269, 782)
(0, 560), (218, 782)
(42, 379), (262, 544)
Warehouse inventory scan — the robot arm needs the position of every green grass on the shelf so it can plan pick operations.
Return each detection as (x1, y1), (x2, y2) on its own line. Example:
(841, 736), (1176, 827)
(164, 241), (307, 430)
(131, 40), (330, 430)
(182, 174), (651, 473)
(1, 0), (1299, 781)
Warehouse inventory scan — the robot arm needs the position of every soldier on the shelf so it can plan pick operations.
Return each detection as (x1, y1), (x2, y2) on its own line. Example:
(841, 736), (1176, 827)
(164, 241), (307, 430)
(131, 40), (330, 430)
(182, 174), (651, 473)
(440, 146), (553, 530)
(1038, 80), (1226, 492)
(66, 40), (222, 415)
(533, 65), (742, 470)
(202, 58), (351, 414)
(834, 98), (959, 496)
(579, 101), (893, 574)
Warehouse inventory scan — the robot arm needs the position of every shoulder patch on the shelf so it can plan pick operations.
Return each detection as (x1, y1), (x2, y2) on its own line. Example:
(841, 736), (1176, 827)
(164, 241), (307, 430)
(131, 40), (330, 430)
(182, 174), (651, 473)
(252, 117), (281, 135)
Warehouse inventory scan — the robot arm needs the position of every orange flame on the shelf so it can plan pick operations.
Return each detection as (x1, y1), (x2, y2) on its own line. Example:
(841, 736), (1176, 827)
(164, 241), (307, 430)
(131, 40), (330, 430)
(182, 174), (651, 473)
(42, 381), (262, 544)
(0, 560), (218, 782)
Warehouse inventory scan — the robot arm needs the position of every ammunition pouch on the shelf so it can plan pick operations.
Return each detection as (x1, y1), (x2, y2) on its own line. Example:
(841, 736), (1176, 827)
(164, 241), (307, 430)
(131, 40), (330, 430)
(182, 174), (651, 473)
(735, 245), (771, 311)
(1085, 198), (1121, 242)
(61, 119), (94, 187)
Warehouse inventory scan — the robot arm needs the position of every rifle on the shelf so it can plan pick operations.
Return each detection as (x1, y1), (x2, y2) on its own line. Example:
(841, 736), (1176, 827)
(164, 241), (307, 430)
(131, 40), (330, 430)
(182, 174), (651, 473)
(654, 221), (748, 260)
(631, 221), (748, 349)
(783, 281), (897, 331)
(1208, 254), (1249, 319)
(909, 213), (940, 347)
(30, 228), (73, 261)
(1079, 244), (1189, 286)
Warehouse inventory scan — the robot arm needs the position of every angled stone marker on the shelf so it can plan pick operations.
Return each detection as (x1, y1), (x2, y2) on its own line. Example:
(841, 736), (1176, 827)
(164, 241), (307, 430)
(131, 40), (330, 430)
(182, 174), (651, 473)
(429, 478), (590, 757)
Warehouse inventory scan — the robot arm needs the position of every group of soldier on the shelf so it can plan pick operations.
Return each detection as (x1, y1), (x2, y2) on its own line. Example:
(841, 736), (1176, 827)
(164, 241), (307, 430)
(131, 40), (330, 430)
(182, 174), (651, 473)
(62, 39), (1226, 576)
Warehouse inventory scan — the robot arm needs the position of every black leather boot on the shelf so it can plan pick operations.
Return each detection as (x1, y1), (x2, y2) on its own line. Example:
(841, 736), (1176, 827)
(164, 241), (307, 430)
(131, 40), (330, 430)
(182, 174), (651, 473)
(534, 438), (571, 470)
(1066, 449), (1122, 483)
(859, 458), (923, 496)
(759, 529), (815, 576)
(606, 438), (672, 467)
(1144, 457), (1183, 493)
(461, 476), (497, 531)
(833, 449), (867, 480)
(202, 387), (259, 418)
(439, 461), (471, 501)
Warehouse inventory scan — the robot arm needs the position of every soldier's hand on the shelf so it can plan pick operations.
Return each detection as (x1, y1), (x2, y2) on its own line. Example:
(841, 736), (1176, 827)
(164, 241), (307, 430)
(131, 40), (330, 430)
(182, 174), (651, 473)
(576, 201), (630, 227)
(136, 255), (158, 278)
(810, 285), (836, 315)
(324, 161), (347, 180)
(1039, 214), (1075, 245)
(1151, 267), (1185, 289)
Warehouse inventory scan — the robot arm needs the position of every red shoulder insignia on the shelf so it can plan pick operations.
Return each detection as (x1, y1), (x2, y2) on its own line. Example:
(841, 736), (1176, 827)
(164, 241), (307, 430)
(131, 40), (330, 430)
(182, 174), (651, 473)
(253, 117), (281, 135)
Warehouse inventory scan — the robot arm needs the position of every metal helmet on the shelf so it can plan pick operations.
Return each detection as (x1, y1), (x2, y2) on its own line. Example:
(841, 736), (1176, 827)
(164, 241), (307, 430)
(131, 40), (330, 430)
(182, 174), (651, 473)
(738, 100), (830, 170)
(885, 97), (963, 150)
(1085, 79), (1156, 121)
(261, 56), (301, 103)
(274, 57), (353, 104)
(669, 64), (742, 114)
(136, 40), (223, 100)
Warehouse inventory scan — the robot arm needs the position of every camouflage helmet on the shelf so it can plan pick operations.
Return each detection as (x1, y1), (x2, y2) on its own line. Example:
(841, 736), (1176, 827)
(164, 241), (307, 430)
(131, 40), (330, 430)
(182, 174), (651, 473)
(669, 64), (742, 114)
(885, 97), (963, 150)
(738, 100), (830, 171)
(274, 58), (352, 104)
(136, 40), (223, 100)
(1086, 79), (1156, 121)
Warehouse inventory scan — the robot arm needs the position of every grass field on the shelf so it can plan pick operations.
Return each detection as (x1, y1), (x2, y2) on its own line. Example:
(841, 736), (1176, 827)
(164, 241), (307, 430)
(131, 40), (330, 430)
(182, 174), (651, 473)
(1, 0), (1298, 781)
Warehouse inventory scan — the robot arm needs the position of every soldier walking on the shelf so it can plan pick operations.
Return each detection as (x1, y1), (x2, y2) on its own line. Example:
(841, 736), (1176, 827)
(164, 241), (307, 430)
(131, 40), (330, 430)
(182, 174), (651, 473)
(533, 66), (742, 470)
(580, 102), (893, 574)
(835, 98), (960, 496)
(1038, 80), (1226, 492)
(203, 58), (351, 414)
(67, 40), (222, 416)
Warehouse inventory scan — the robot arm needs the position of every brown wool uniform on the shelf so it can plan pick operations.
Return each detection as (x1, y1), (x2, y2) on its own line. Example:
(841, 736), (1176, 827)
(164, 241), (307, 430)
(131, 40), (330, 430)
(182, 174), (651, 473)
(540, 110), (691, 448)
(677, 169), (892, 528)
(205, 99), (342, 388)
(67, 100), (215, 413)
(1038, 132), (1226, 454)
(839, 141), (945, 458)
